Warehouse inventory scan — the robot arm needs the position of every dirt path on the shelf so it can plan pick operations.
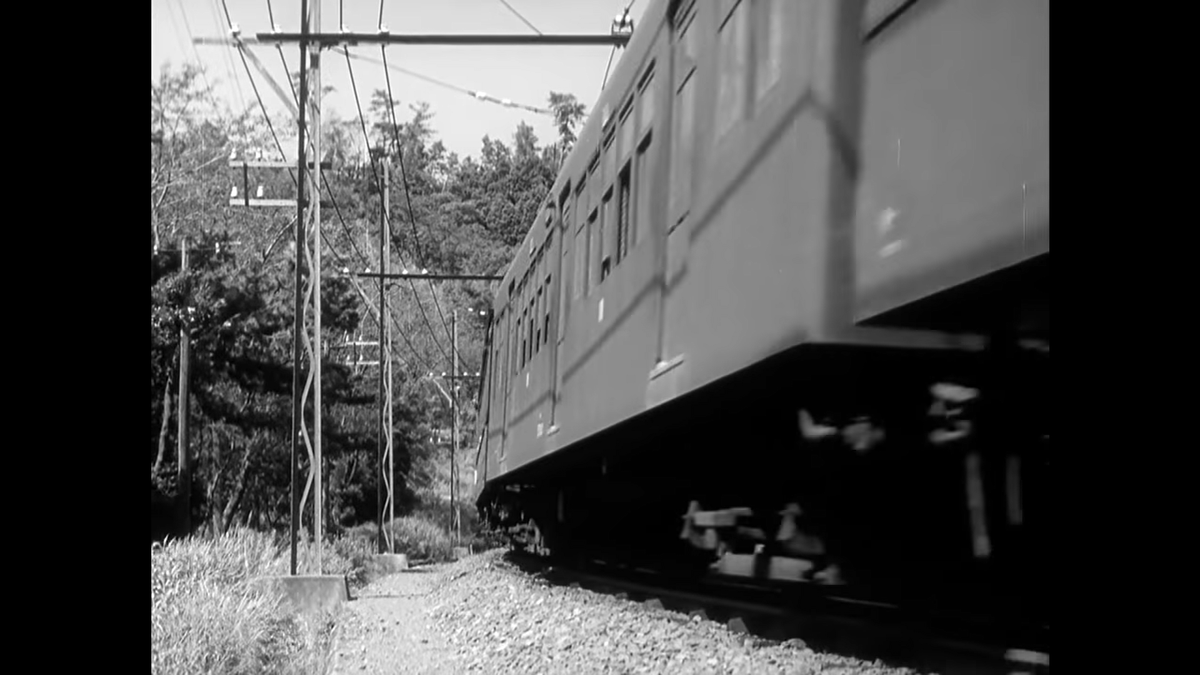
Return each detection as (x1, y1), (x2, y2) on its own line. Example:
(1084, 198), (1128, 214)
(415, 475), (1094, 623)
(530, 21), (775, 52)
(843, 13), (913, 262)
(327, 567), (456, 675)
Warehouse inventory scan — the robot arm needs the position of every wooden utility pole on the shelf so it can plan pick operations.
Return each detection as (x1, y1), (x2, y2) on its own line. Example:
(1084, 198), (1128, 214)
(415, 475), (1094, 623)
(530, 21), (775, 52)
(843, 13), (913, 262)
(177, 237), (192, 535)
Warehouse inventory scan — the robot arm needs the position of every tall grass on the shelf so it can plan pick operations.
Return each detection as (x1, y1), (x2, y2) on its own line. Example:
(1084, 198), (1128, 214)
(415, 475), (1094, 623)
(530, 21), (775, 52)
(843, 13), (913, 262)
(151, 528), (335, 675)
(150, 511), (490, 674)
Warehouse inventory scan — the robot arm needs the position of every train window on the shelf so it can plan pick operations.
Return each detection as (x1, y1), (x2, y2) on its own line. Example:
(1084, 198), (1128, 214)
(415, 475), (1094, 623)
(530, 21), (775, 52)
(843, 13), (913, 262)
(575, 179), (587, 232)
(635, 140), (652, 250)
(619, 99), (635, 163)
(536, 286), (543, 351)
(671, 2), (698, 226)
(510, 310), (517, 376)
(573, 226), (587, 300)
(638, 65), (656, 137)
(586, 155), (600, 215)
(602, 193), (614, 279)
(603, 131), (616, 196)
(756, 0), (785, 101)
(675, 1), (699, 73)
(591, 208), (606, 285)
(715, 0), (749, 140)
(520, 307), (527, 369)
(544, 273), (552, 345)
(617, 164), (632, 263)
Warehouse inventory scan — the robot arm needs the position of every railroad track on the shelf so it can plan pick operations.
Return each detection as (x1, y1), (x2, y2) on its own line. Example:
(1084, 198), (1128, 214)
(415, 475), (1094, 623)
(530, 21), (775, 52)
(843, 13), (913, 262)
(507, 550), (1048, 675)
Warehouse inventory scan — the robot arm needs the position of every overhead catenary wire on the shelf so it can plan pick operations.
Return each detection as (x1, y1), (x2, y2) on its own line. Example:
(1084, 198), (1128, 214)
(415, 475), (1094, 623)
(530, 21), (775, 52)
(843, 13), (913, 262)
(220, 13), (436, 377)
(496, 0), (543, 35)
(168, 0), (215, 96)
(229, 10), (374, 270)
(265, 0), (299, 105)
(375, 46), (473, 376)
(212, 0), (249, 113)
(345, 47), (456, 369)
(343, 50), (552, 116)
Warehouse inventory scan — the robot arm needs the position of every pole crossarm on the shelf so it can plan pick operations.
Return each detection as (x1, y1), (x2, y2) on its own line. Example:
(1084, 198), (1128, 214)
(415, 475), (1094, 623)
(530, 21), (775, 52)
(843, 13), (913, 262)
(253, 32), (632, 47)
(355, 272), (504, 282)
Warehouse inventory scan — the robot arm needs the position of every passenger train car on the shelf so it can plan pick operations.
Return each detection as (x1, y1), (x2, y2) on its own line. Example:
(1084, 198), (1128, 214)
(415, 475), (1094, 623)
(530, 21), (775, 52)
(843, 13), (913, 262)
(473, 0), (1048, 637)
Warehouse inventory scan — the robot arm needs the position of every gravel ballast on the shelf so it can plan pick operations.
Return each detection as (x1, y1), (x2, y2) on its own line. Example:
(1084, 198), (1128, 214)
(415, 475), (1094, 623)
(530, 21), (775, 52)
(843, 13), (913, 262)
(331, 549), (925, 674)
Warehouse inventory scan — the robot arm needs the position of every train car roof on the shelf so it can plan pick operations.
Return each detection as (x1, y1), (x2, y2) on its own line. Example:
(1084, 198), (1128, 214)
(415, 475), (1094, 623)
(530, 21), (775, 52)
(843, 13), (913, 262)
(493, 0), (669, 315)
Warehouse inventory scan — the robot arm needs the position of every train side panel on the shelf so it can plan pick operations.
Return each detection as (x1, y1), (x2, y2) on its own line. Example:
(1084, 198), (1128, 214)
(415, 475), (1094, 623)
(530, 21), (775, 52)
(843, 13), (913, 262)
(853, 0), (1050, 324)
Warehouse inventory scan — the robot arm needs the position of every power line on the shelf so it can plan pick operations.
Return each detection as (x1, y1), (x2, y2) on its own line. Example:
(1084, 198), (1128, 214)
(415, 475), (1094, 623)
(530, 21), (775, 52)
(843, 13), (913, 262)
(380, 47), (446, 268)
(210, 0), (248, 113)
(265, 0), (299, 105)
(376, 48), (471, 375)
(169, 0), (215, 95)
(343, 50), (552, 116)
(219, 13), (442, 382)
(344, 47), (455, 369)
(496, 0), (543, 36)
(601, 46), (616, 92)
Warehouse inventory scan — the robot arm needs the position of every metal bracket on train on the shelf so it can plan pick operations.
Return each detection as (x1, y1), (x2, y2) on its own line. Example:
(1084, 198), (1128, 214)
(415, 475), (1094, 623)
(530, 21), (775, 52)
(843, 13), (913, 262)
(681, 501), (842, 584)
(679, 502), (756, 555)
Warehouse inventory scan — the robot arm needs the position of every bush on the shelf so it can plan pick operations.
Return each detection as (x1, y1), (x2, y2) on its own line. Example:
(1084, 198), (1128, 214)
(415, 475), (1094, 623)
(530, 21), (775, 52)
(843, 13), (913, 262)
(151, 528), (335, 675)
(343, 513), (454, 562)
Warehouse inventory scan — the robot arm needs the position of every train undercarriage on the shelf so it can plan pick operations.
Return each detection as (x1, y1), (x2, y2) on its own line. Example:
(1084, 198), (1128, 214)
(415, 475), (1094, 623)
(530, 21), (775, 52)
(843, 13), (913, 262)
(479, 335), (1048, 646)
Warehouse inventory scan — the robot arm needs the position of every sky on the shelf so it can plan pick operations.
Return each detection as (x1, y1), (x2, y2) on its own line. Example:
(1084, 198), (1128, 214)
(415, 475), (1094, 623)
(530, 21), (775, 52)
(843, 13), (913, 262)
(151, 0), (651, 161)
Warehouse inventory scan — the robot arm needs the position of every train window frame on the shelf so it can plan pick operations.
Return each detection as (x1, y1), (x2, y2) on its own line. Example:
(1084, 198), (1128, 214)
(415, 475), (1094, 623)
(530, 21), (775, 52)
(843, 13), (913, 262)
(519, 306), (527, 370)
(591, 206), (606, 286)
(755, 0), (785, 102)
(637, 63), (656, 140)
(603, 129), (616, 199)
(619, 97), (635, 166)
(575, 175), (588, 233)
(543, 265), (552, 347)
(573, 216), (588, 301)
(536, 285), (543, 352)
(588, 154), (601, 224)
(616, 163), (632, 264)
(715, 0), (749, 141)
(530, 296), (540, 365)
(670, 1), (699, 229)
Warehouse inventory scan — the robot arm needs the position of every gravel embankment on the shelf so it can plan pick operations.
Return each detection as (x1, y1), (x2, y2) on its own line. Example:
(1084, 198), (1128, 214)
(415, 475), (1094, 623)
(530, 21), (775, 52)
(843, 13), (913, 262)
(416, 549), (923, 675)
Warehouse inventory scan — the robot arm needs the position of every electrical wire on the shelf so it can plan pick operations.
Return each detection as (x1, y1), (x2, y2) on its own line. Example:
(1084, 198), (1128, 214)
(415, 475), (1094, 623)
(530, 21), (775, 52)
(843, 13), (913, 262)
(265, 0), (299, 105)
(169, 0), (215, 96)
(345, 47), (455, 369)
(496, 0), (543, 35)
(212, 0), (249, 112)
(378, 48), (470, 376)
(343, 50), (552, 116)
(221, 16), (436, 376)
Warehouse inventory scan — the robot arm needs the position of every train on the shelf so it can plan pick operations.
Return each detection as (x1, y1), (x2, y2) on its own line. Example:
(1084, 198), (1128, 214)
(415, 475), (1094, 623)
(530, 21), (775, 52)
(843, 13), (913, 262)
(472, 0), (1048, 641)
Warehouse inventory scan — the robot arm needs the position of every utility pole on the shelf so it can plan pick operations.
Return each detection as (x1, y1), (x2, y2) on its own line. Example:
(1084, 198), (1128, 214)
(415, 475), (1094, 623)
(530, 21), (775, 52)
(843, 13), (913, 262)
(377, 162), (393, 554)
(451, 309), (458, 545)
(310, 0), (324, 576)
(177, 237), (192, 536)
(289, 0), (311, 577)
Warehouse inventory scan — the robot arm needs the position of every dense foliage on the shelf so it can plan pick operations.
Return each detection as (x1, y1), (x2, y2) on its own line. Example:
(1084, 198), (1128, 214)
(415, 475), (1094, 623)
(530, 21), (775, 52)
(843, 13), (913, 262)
(151, 63), (583, 542)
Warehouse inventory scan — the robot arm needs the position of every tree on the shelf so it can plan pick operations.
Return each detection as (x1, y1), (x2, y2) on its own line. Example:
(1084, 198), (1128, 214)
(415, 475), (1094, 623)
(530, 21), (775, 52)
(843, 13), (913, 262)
(547, 91), (587, 157)
(152, 67), (574, 544)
